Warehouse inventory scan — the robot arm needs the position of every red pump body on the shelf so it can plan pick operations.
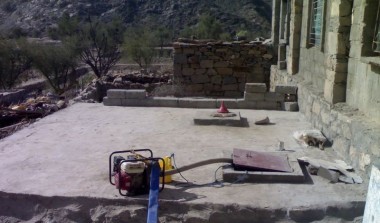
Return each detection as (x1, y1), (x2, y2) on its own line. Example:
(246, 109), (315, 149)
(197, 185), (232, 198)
(115, 171), (132, 191)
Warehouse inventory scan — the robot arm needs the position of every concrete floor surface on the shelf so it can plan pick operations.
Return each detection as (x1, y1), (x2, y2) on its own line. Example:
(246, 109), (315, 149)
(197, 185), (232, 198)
(0, 103), (368, 221)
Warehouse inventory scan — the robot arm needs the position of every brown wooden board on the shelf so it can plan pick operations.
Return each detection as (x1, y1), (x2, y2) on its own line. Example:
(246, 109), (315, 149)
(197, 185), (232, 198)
(233, 148), (293, 172)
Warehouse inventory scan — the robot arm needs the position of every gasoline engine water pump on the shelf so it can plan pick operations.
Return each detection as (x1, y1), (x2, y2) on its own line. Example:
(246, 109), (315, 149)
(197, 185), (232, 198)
(109, 149), (166, 196)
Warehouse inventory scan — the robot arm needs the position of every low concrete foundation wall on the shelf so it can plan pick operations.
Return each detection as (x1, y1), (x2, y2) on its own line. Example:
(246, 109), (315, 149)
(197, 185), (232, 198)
(103, 83), (298, 111)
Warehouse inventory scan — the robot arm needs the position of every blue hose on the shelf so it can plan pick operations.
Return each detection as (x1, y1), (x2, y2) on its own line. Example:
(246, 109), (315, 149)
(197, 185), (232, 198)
(147, 162), (160, 223)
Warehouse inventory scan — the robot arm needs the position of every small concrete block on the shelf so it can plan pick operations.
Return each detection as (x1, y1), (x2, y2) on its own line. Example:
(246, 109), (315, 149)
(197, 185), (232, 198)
(317, 167), (340, 183)
(103, 97), (122, 106)
(121, 98), (157, 107)
(275, 85), (298, 94)
(265, 92), (284, 102)
(107, 89), (126, 99)
(217, 99), (238, 109)
(283, 102), (299, 111)
(256, 101), (281, 110)
(237, 99), (257, 109)
(178, 98), (217, 108)
(153, 97), (179, 107)
(125, 90), (147, 99)
(244, 92), (265, 101)
(245, 83), (267, 93)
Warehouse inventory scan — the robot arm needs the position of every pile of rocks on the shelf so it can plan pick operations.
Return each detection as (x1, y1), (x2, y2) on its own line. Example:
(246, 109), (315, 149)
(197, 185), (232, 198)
(0, 94), (67, 139)
(75, 70), (173, 102)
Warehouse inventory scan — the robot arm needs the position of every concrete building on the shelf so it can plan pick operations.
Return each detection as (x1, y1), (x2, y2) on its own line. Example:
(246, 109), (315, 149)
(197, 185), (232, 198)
(270, 0), (380, 176)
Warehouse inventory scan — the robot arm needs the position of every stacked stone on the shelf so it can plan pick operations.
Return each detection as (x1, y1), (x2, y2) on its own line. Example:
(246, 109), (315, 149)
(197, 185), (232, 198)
(173, 40), (275, 97)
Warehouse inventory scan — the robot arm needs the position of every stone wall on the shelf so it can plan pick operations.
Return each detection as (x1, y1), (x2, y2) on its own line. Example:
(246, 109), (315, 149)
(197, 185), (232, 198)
(346, 0), (380, 122)
(298, 81), (380, 176)
(270, 0), (379, 176)
(173, 40), (275, 97)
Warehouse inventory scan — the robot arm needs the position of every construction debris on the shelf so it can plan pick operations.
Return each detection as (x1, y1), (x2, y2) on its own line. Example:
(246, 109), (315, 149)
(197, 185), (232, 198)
(293, 130), (327, 150)
(298, 157), (363, 184)
(0, 94), (67, 139)
(255, 116), (270, 125)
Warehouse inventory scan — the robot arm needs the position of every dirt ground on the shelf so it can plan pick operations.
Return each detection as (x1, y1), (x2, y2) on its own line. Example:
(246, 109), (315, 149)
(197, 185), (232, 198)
(0, 103), (368, 222)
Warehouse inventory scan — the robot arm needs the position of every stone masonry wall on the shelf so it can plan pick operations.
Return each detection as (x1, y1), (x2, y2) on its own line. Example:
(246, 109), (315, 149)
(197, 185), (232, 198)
(173, 40), (275, 97)
(298, 81), (380, 176)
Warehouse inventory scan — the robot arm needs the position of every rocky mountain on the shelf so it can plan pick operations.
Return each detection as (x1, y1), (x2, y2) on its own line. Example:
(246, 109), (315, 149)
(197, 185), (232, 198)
(0, 0), (272, 38)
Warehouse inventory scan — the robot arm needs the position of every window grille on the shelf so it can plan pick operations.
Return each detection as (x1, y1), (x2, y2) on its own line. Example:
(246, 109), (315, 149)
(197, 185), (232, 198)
(309, 0), (324, 47)
(373, 3), (380, 53)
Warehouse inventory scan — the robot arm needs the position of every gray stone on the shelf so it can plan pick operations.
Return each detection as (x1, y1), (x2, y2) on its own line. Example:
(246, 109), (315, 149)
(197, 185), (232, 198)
(214, 61), (230, 67)
(224, 91), (243, 98)
(182, 68), (194, 76)
(153, 97), (179, 107)
(107, 89), (125, 99)
(222, 84), (238, 91)
(121, 98), (157, 107)
(191, 74), (209, 84)
(216, 68), (233, 75)
(257, 101), (280, 110)
(125, 90), (147, 99)
(275, 85), (298, 94)
(245, 83), (267, 93)
(174, 54), (188, 64)
(211, 75), (222, 84)
(284, 102), (299, 111)
(264, 92), (284, 102)
(223, 76), (237, 84)
(179, 98), (217, 108)
(244, 92), (265, 101)
(237, 99), (257, 109)
(317, 167), (340, 183)
(200, 60), (214, 68)
(103, 97), (122, 106)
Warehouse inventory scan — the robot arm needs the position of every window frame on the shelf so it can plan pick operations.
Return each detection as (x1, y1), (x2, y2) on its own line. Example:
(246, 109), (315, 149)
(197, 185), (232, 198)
(308, 0), (325, 49)
(372, 3), (380, 53)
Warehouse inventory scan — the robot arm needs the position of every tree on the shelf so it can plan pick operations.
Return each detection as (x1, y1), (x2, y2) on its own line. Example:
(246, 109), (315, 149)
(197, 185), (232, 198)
(52, 15), (125, 78)
(179, 14), (225, 40)
(155, 27), (172, 57)
(0, 38), (33, 90)
(124, 27), (156, 69)
(32, 43), (78, 95)
(76, 17), (124, 78)
(196, 14), (223, 39)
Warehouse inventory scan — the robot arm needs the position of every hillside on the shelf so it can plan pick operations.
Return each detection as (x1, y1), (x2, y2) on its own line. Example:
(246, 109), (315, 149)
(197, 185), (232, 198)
(0, 0), (272, 39)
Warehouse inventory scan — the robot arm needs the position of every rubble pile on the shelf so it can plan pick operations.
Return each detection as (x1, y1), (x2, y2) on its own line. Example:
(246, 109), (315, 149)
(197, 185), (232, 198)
(0, 95), (67, 139)
(75, 70), (173, 102)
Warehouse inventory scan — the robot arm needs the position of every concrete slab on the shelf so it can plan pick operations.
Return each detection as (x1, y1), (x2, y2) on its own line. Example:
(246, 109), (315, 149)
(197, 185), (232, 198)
(0, 104), (368, 222)
(193, 111), (245, 127)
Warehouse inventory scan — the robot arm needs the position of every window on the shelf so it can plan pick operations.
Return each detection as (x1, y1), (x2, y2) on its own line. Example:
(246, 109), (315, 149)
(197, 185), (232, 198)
(373, 4), (380, 53)
(309, 0), (324, 47)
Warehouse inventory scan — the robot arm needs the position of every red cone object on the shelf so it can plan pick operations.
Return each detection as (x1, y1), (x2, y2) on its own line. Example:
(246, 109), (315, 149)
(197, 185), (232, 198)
(217, 101), (229, 113)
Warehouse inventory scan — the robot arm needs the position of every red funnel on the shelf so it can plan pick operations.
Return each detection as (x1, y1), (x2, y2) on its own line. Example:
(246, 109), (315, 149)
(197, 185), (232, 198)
(217, 101), (229, 113)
